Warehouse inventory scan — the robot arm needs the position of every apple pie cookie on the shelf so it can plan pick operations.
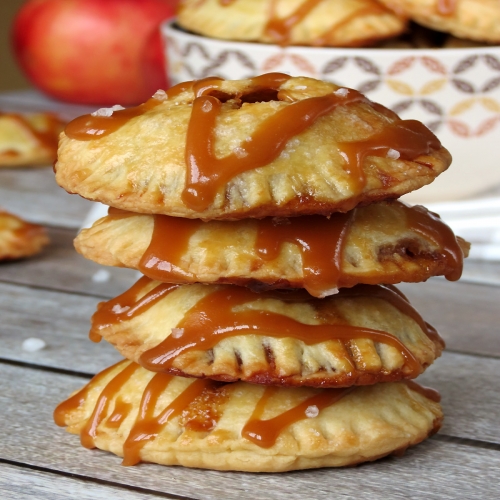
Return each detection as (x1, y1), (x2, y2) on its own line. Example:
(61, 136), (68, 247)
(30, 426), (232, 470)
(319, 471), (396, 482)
(0, 211), (49, 260)
(379, 0), (500, 43)
(55, 75), (451, 220)
(0, 112), (63, 167)
(90, 278), (443, 387)
(55, 359), (442, 472)
(177, 0), (406, 47)
(75, 201), (469, 297)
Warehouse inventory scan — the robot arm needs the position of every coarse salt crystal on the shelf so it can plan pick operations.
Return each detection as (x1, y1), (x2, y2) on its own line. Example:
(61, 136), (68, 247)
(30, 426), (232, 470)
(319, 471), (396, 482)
(153, 89), (167, 100)
(334, 88), (349, 97)
(171, 328), (184, 339)
(92, 269), (111, 283)
(22, 338), (46, 352)
(91, 105), (125, 117)
(305, 405), (319, 418)
(386, 148), (401, 160)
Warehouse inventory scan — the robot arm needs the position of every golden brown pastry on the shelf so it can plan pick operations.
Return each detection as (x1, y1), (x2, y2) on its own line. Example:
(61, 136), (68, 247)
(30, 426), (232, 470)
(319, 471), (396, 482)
(75, 201), (468, 297)
(178, 0), (406, 47)
(0, 112), (64, 167)
(90, 278), (443, 387)
(54, 359), (442, 472)
(55, 75), (451, 220)
(379, 0), (500, 43)
(0, 211), (49, 260)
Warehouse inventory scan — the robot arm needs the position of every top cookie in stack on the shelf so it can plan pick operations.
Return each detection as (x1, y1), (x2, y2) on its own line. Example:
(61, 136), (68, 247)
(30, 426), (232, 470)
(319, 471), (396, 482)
(53, 74), (467, 472)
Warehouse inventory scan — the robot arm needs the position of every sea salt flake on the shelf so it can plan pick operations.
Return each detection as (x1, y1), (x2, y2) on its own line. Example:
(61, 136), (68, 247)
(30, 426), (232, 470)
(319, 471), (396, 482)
(305, 405), (319, 418)
(334, 88), (349, 97)
(233, 146), (248, 158)
(386, 148), (401, 160)
(171, 328), (185, 339)
(22, 338), (46, 352)
(153, 89), (167, 100)
(91, 105), (125, 117)
(92, 269), (111, 283)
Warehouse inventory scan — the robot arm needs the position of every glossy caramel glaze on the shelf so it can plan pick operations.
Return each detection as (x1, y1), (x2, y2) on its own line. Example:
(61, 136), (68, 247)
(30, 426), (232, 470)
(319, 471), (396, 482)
(135, 200), (464, 297)
(55, 360), (442, 457)
(89, 279), (442, 385)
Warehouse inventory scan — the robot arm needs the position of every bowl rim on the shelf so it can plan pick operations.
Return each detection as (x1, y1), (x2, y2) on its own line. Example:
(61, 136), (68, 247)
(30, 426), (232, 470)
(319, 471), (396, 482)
(161, 18), (500, 56)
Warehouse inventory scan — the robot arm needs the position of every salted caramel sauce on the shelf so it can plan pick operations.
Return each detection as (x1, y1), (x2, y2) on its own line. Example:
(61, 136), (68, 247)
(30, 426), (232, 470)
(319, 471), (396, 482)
(337, 119), (442, 192)
(437, 0), (458, 15)
(404, 380), (441, 403)
(107, 397), (133, 429)
(242, 386), (353, 448)
(139, 284), (422, 375)
(64, 97), (161, 141)
(311, 4), (391, 47)
(89, 276), (179, 342)
(53, 361), (128, 427)
(182, 87), (367, 211)
(265, 0), (324, 45)
(255, 212), (353, 297)
(400, 202), (463, 281)
(80, 362), (141, 448)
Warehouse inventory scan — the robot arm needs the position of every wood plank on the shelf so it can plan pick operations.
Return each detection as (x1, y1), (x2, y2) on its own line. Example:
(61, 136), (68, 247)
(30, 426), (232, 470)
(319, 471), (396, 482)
(0, 282), (122, 375)
(0, 363), (499, 500)
(0, 226), (137, 298)
(399, 278), (500, 358)
(0, 463), (179, 500)
(0, 167), (92, 229)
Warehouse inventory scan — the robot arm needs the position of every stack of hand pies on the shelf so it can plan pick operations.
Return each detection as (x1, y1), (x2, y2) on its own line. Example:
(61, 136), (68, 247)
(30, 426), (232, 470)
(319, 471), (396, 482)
(53, 74), (469, 472)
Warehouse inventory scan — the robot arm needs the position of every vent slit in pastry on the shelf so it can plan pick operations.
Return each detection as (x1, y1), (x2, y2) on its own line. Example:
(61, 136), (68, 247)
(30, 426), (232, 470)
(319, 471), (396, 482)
(54, 360), (443, 471)
(90, 279), (443, 386)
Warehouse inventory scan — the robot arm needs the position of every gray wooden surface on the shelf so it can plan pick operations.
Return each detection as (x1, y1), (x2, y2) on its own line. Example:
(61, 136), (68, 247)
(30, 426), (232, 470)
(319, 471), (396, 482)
(1, 150), (500, 498)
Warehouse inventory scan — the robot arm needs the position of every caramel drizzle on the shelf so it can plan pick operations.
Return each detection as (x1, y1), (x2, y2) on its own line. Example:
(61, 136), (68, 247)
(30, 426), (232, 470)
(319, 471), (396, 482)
(242, 386), (353, 448)
(436, 0), (457, 15)
(89, 277), (179, 342)
(137, 284), (422, 376)
(64, 97), (162, 141)
(183, 86), (367, 211)
(122, 376), (213, 466)
(64, 73), (442, 213)
(137, 200), (463, 297)
(400, 202), (463, 281)
(55, 360), (441, 455)
(265, 0), (323, 45)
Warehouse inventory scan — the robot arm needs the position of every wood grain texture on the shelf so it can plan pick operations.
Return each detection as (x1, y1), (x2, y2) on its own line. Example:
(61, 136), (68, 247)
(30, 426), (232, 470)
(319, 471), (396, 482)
(0, 363), (499, 500)
(0, 463), (177, 500)
(0, 168), (92, 229)
(399, 278), (500, 357)
(0, 226), (137, 298)
(0, 282), (122, 375)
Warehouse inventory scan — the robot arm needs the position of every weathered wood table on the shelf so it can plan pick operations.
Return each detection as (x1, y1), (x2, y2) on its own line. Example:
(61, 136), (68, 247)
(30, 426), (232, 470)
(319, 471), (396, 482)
(1, 165), (499, 499)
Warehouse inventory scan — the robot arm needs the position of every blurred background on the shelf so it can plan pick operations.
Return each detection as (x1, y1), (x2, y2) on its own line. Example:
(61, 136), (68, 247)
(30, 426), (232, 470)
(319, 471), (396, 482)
(0, 1), (30, 92)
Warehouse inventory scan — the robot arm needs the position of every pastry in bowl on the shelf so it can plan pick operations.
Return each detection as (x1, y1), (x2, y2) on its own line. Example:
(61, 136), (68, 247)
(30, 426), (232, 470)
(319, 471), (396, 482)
(54, 359), (442, 472)
(75, 201), (468, 297)
(55, 74), (451, 219)
(0, 211), (49, 260)
(0, 112), (63, 167)
(89, 277), (444, 387)
(177, 0), (407, 47)
(379, 0), (500, 43)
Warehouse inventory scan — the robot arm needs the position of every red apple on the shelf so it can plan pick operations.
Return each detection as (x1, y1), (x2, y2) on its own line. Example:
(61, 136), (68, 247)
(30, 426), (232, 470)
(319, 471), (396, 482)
(12, 0), (178, 105)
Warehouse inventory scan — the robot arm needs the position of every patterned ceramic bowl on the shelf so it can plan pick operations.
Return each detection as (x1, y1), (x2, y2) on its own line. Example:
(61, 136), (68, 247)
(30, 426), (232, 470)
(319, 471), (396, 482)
(162, 20), (500, 203)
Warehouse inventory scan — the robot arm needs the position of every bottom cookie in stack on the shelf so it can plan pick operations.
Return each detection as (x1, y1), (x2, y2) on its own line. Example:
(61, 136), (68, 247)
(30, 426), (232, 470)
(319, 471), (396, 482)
(55, 279), (444, 472)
